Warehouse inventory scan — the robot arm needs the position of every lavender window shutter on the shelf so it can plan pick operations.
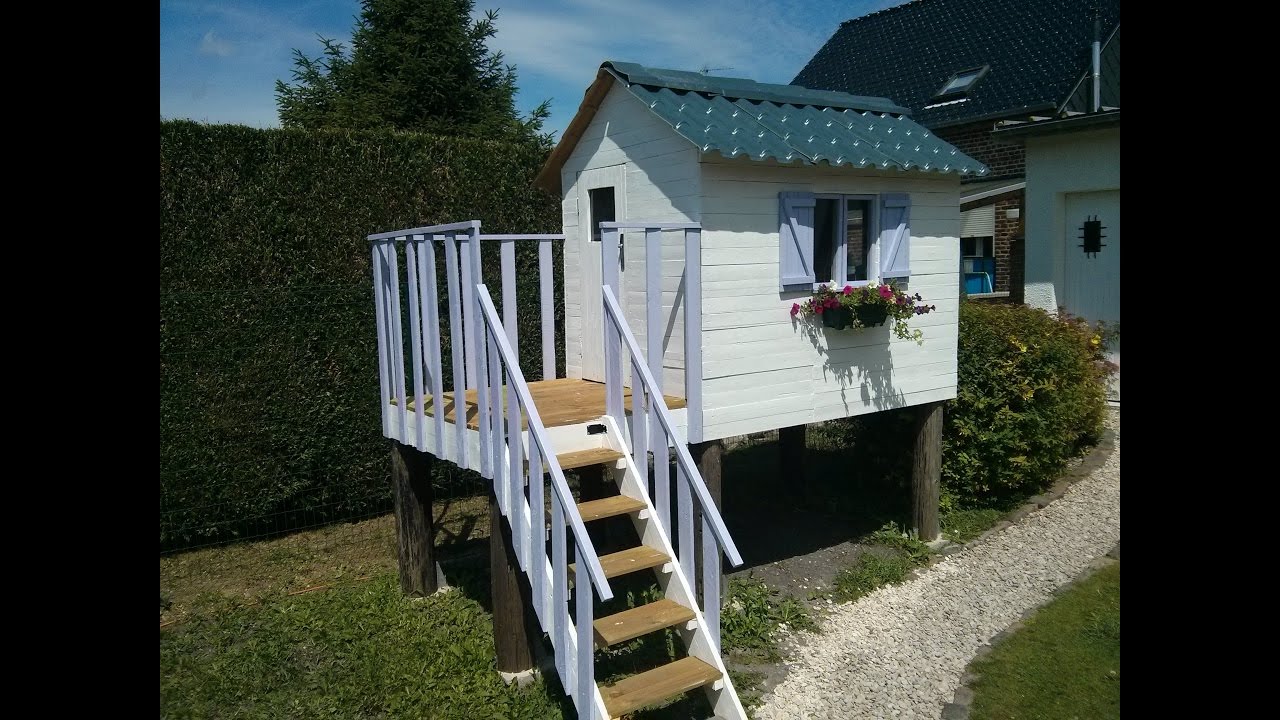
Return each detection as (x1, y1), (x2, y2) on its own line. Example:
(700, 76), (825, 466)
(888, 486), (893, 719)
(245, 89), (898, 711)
(880, 193), (912, 279)
(779, 192), (816, 290)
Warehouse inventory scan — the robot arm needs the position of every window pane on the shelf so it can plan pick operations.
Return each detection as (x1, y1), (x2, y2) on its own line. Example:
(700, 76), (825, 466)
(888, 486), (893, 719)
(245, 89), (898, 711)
(846, 199), (871, 282)
(589, 187), (615, 242)
(814, 198), (838, 283)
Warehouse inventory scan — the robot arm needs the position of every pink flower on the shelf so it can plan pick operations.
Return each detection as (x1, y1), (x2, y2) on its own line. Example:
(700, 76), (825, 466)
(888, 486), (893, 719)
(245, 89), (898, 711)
(814, 304), (824, 315)
(878, 285), (893, 299)
(842, 285), (854, 296)
(790, 303), (801, 317)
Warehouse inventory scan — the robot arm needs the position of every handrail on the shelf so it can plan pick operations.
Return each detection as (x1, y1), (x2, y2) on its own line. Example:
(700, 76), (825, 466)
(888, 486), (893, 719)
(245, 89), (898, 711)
(476, 284), (613, 600)
(367, 220), (479, 241)
(602, 286), (743, 566)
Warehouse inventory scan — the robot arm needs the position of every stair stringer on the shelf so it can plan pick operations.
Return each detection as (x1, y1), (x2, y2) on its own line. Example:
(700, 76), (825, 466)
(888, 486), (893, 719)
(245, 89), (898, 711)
(596, 415), (748, 720)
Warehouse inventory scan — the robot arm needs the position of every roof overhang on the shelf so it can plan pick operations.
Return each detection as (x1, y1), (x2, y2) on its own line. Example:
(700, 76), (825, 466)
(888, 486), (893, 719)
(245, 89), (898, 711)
(961, 179), (1025, 205)
(533, 68), (615, 194)
(992, 109), (1121, 143)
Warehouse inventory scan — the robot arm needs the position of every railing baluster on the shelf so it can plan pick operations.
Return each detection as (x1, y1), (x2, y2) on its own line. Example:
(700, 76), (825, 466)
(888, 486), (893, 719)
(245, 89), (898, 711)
(444, 234), (467, 467)
(576, 551), (595, 718)
(528, 439), (545, 625)
(539, 238), (555, 381)
(684, 227), (703, 444)
(501, 239), (518, 364)
(468, 228), (490, 478)
(406, 238), (427, 451)
(387, 240), (407, 444)
(371, 243), (392, 437)
(645, 227), (663, 389)
(602, 226), (623, 426)
(551, 494), (567, 686)
(631, 358), (648, 482)
(489, 329), (504, 507)
(702, 515), (721, 653)
(425, 237), (446, 457)
(677, 463), (695, 586)
(652, 415), (670, 533)
(508, 374), (525, 571)
(461, 232), (477, 392)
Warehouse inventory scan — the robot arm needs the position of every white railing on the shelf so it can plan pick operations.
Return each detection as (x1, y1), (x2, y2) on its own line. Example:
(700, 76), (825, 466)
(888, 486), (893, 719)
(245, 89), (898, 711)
(598, 221), (704, 443)
(599, 220), (742, 651)
(369, 221), (562, 473)
(474, 284), (611, 719)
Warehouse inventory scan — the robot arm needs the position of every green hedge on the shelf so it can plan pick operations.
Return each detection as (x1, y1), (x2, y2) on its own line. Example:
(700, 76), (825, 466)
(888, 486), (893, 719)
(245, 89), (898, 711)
(810, 300), (1111, 512)
(160, 120), (560, 551)
(944, 301), (1111, 507)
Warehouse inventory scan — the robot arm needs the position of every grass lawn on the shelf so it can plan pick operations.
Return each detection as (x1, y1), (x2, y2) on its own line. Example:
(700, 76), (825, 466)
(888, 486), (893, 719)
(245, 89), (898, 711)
(160, 572), (571, 719)
(969, 562), (1120, 720)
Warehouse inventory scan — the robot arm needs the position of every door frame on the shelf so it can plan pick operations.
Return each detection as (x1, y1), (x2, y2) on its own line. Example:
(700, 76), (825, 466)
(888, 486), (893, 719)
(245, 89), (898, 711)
(576, 165), (626, 382)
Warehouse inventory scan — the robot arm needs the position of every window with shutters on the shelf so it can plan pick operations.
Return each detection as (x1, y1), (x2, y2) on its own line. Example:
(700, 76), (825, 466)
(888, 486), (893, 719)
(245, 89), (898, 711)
(781, 191), (910, 290)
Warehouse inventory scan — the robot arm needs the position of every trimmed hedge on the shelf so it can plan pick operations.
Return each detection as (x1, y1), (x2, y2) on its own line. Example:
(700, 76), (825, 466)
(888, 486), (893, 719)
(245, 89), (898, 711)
(160, 121), (559, 551)
(944, 301), (1111, 507)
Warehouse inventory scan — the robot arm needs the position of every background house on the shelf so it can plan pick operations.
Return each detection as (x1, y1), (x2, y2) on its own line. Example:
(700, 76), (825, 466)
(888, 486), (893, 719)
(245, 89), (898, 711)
(793, 0), (1121, 301)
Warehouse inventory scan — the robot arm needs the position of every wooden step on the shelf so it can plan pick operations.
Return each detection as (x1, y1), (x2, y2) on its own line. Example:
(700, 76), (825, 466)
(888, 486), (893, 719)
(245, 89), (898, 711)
(555, 447), (624, 471)
(593, 598), (696, 648)
(577, 495), (646, 523)
(568, 546), (669, 582)
(600, 656), (722, 718)
(527, 445), (622, 474)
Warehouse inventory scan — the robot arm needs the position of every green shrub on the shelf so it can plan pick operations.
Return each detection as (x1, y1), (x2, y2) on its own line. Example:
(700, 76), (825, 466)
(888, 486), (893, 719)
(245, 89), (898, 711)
(160, 120), (559, 550)
(945, 301), (1111, 507)
(722, 575), (816, 662)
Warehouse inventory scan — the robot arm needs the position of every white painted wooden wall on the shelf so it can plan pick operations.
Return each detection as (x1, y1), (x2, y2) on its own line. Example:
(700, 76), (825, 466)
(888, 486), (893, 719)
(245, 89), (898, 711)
(561, 85), (700, 396)
(559, 87), (963, 442)
(698, 158), (960, 440)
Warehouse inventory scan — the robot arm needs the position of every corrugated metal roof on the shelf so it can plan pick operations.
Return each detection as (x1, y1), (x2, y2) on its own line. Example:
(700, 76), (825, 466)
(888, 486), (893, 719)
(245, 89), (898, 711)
(604, 61), (987, 176)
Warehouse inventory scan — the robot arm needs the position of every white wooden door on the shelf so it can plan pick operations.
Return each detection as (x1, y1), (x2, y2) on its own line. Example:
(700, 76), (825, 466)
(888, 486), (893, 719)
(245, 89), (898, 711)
(1063, 190), (1120, 400)
(576, 165), (626, 382)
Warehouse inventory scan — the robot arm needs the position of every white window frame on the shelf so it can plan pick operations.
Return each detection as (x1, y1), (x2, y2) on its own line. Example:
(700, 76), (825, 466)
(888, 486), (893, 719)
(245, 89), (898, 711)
(814, 193), (879, 290)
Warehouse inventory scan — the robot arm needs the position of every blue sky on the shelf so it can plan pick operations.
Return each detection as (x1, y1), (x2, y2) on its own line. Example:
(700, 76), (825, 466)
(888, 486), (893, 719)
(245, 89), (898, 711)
(160, 0), (904, 139)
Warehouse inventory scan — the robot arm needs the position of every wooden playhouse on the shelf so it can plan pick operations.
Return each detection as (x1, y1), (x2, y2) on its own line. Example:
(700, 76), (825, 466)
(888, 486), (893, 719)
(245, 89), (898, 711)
(367, 61), (985, 720)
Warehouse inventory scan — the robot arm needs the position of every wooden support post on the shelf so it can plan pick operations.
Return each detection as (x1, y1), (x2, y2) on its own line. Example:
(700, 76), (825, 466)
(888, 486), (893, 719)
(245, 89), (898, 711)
(912, 402), (943, 542)
(691, 439), (725, 606)
(489, 487), (539, 673)
(390, 441), (438, 596)
(779, 424), (805, 481)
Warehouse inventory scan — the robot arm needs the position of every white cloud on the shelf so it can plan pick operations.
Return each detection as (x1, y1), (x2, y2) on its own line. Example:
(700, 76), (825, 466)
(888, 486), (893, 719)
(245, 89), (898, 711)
(199, 29), (235, 57)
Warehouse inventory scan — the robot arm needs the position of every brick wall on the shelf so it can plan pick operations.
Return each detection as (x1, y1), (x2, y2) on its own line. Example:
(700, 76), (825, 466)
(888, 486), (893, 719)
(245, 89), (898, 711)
(936, 121), (1025, 179)
(961, 188), (1023, 294)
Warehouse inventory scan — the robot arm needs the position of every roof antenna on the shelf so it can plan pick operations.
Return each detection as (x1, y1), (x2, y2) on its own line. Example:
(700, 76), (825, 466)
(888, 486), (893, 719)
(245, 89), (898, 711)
(699, 64), (733, 75)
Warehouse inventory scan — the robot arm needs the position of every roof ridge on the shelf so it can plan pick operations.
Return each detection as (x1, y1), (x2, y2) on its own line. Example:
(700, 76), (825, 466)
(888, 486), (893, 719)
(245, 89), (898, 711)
(839, 0), (931, 27)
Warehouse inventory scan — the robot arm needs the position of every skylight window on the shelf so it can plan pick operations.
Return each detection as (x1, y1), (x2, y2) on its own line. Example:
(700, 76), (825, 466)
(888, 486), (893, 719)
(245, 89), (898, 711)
(935, 66), (988, 98)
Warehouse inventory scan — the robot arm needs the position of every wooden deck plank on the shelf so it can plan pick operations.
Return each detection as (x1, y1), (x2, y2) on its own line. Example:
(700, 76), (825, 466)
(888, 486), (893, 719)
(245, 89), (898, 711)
(600, 656), (722, 718)
(398, 378), (685, 429)
(593, 598), (696, 648)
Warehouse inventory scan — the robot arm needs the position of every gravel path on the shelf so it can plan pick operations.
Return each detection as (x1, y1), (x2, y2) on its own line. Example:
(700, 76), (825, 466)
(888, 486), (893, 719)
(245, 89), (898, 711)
(756, 410), (1120, 719)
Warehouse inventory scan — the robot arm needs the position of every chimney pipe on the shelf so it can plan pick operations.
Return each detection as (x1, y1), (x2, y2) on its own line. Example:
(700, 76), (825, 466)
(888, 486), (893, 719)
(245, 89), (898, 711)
(1091, 18), (1102, 112)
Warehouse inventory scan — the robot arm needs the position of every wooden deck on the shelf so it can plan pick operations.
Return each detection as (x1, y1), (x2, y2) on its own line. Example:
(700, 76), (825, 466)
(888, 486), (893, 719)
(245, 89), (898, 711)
(399, 378), (685, 430)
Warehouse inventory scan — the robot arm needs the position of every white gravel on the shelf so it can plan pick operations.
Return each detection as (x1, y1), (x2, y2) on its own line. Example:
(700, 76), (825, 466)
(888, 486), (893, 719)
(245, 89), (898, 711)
(756, 409), (1120, 720)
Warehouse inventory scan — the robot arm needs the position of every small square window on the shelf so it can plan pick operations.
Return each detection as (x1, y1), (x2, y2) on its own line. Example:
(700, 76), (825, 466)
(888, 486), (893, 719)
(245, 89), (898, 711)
(935, 66), (988, 99)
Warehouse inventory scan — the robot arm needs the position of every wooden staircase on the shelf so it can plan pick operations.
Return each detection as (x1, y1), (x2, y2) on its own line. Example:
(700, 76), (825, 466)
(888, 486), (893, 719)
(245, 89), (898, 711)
(548, 422), (745, 720)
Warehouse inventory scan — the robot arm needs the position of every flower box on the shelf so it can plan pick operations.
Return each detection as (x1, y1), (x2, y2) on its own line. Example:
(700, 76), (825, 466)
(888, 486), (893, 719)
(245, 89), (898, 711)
(792, 281), (936, 343)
